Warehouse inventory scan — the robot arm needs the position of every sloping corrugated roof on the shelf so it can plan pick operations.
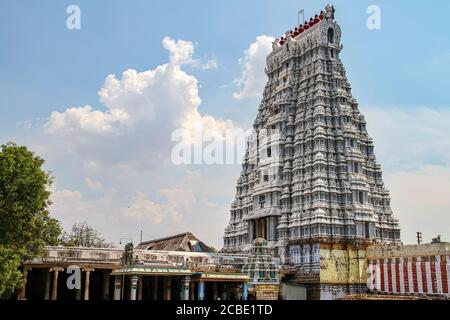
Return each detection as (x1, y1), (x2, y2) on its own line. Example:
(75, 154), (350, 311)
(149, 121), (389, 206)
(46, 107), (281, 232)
(136, 232), (214, 252)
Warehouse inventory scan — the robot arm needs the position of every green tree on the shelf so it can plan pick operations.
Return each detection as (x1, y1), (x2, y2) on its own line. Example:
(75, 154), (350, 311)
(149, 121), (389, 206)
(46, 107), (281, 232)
(0, 142), (61, 297)
(0, 246), (22, 296)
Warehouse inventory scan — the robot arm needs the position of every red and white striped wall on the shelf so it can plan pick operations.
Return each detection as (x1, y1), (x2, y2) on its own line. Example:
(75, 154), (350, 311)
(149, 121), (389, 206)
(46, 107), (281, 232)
(368, 255), (450, 295)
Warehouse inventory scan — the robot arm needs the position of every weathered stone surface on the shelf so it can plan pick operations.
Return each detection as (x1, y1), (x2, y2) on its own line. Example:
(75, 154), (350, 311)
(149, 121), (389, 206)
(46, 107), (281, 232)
(367, 242), (450, 259)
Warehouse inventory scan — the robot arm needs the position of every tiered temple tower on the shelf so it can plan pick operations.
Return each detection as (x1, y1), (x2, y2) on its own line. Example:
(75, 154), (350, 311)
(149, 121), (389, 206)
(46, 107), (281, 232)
(224, 5), (401, 268)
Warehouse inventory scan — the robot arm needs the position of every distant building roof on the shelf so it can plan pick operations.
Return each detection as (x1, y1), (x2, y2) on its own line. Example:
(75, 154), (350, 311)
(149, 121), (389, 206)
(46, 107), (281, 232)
(136, 232), (214, 253)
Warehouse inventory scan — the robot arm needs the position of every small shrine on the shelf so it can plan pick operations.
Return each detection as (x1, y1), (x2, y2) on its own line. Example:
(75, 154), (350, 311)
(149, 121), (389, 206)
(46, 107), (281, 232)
(242, 238), (280, 300)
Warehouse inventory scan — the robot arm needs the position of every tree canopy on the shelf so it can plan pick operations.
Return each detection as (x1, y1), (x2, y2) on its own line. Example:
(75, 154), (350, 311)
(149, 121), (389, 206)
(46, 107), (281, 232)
(61, 221), (113, 248)
(0, 142), (61, 297)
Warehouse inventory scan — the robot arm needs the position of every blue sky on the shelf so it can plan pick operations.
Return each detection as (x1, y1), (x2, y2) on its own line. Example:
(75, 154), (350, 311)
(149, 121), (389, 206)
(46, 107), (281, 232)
(1, 0), (450, 247)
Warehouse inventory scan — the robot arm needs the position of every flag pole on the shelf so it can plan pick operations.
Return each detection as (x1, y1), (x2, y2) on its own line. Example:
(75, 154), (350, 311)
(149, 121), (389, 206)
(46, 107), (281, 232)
(298, 9), (305, 26)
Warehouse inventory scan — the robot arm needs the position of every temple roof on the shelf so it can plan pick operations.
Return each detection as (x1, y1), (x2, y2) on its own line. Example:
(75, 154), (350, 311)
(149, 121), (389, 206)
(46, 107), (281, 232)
(136, 232), (214, 253)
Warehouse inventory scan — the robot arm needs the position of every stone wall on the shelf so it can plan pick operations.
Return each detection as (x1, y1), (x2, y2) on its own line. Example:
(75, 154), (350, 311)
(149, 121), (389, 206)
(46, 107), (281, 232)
(308, 284), (367, 300)
(319, 243), (368, 286)
(367, 242), (450, 259)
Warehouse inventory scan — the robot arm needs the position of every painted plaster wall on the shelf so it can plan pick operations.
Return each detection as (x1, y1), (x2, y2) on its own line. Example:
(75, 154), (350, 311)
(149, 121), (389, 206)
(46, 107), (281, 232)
(319, 245), (368, 285)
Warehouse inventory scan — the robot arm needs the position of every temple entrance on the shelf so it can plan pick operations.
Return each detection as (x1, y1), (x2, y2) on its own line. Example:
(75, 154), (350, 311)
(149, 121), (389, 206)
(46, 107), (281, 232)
(251, 217), (278, 240)
(252, 218), (267, 240)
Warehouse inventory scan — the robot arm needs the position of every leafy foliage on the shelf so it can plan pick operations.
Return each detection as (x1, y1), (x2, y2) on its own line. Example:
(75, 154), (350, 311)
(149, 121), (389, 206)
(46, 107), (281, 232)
(0, 142), (62, 296)
(0, 246), (23, 297)
(61, 221), (114, 248)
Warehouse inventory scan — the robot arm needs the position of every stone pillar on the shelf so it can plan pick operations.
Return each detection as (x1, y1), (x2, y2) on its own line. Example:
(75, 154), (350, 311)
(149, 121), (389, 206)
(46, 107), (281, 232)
(257, 220), (261, 238)
(114, 276), (122, 300)
(75, 287), (82, 300)
(198, 280), (205, 300)
(44, 269), (51, 300)
(242, 283), (248, 300)
(182, 276), (190, 300)
(137, 276), (143, 301)
(212, 282), (218, 300)
(260, 218), (263, 239)
(164, 277), (172, 300)
(271, 216), (275, 240)
(50, 267), (63, 300)
(102, 271), (110, 300)
(258, 219), (262, 238)
(279, 246), (287, 265)
(130, 275), (139, 301)
(83, 268), (94, 300)
(264, 218), (267, 239)
(221, 284), (228, 300)
(268, 217), (273, 240)
(18, 267), (30, 300)
(269, 217), (272, 239)
(261, 219), (264, 239)
(152, 277), (158, 300)
(189, 281), (195, 300)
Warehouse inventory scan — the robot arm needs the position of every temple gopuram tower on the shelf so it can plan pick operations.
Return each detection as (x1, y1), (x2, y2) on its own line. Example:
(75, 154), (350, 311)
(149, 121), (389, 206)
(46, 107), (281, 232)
(224, 5), (401, 299)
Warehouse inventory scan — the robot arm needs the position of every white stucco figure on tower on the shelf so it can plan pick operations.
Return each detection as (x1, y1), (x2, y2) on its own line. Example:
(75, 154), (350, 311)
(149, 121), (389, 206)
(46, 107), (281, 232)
(223, 5), (401, 264)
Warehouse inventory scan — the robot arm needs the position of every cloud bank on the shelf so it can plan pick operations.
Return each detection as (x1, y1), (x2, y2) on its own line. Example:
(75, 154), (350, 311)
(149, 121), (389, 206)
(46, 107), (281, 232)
(233, 35), (274, 100)
(43, 37), (240, 247)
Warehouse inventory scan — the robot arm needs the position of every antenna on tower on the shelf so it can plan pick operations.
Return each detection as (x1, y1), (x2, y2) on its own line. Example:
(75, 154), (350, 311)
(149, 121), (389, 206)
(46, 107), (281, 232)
(298, 9), (305, 26)
(416, 232), (423, 245)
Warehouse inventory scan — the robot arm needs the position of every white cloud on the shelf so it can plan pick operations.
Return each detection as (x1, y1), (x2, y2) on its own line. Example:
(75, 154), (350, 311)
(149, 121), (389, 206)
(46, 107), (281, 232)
(46, 163), (238, 248)
(44, 37), (235, 170)
(46, 105), (128, 136)
(51, 189), (83, 213)
(125, 192), (166, 224)
(162, 37), (196, 66)
(159, 188), (196, 212)
(124, 188), (196, 224)
(49, 188), (120, 231)
(180, 109), (237, 144)
(162, 37), (218, 69)
(85, 177), (103, 191)
(233, 35), (274, 100)
(36, 36), (244, 248)
(200, 57), (218, 70)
